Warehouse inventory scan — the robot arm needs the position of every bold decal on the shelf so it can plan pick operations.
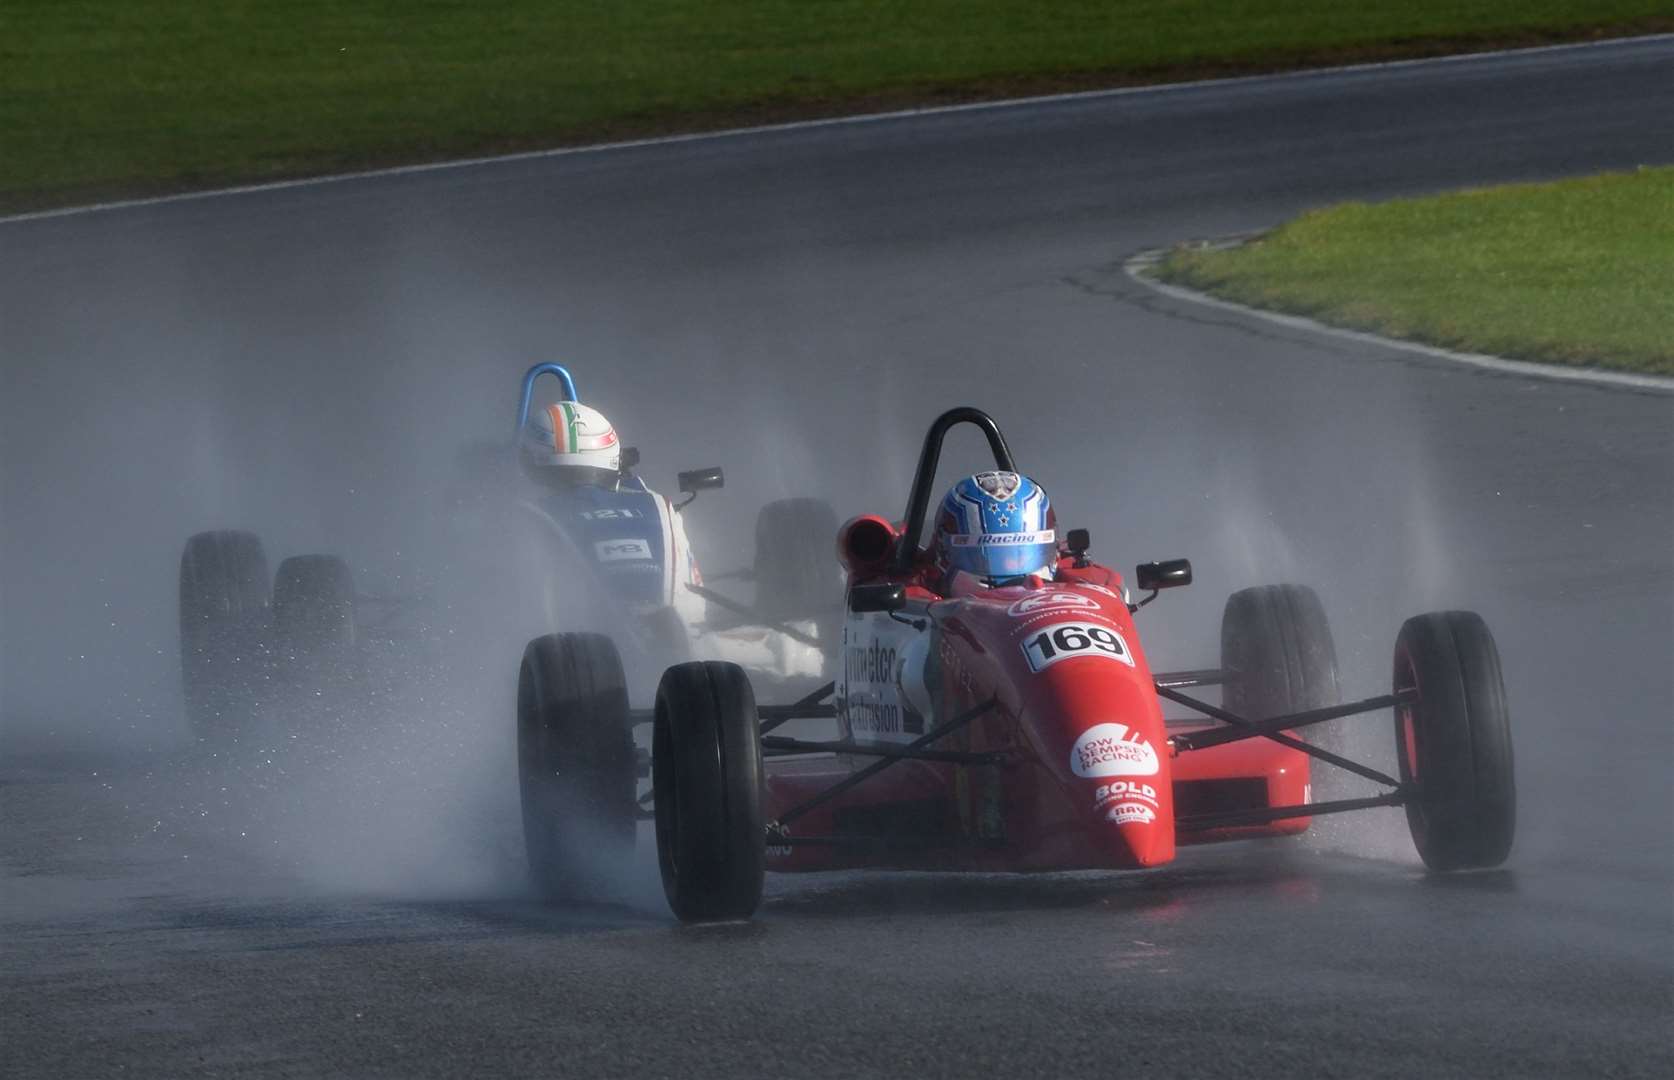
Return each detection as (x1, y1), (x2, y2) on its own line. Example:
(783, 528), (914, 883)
(1070, 723), (1159, 778)
(1020, 621), (1134, 672)
(1093, 781), (1158, 810)
(594, 538), (653, 562)
(1008, 591), (1100, 617)
(578, 508), (645, 521)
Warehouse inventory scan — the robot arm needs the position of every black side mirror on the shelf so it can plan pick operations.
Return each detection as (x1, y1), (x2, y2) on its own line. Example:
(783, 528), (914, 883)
(1065, 528), (1091, 567)
(677, 466), (724, 494)
(619, 446), (641, 471)
(1135, 559), (1193, 592)
(849, 583), (906, 613)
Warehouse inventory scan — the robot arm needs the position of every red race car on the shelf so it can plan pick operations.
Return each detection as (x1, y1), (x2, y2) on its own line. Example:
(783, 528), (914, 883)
(516, 407), (1516, 922)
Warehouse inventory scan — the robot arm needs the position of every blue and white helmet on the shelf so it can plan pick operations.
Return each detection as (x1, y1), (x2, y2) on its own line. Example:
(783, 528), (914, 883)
(934, 472), (1057, 582)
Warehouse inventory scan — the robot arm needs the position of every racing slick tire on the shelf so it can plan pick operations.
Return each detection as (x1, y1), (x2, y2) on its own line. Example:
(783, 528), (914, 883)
(273, 555), (358, 655)
(517, 633), (638, 900)
(753, 497), (842, 656)
(179, 529), (271, 738)
(1393, 611), (1515, 871)
(653, 661), (765, 922)
(1222, 583), (1341, 752)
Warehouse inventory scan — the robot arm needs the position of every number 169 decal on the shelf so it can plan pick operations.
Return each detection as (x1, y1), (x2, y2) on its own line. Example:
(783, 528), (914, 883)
(1021, 621), (1134, 672)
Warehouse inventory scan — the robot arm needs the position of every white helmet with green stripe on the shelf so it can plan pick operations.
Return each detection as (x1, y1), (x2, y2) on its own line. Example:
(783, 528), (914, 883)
(520, 400), (622, 482)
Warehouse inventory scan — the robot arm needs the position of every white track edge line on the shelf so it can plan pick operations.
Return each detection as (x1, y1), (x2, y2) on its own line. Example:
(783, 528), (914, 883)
(4, 33), (1670, 226)
(1122, 249), (1674, 394)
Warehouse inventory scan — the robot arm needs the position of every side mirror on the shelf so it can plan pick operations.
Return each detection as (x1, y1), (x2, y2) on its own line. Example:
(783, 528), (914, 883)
(1135, 559), (1193, 592)
(1065, 528), (1091, 567)
(677, 466), (724, 494)
(619, 446), (641, 471)
(849, 583), (906, 614)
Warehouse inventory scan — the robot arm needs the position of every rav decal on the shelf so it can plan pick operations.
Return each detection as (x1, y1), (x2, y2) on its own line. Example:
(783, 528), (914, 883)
(1071, 723), (1159, 778)
(1105, 801), (1157, 825)
(1008, 591), (1100, 617)
(1020, 621), (1134, 671)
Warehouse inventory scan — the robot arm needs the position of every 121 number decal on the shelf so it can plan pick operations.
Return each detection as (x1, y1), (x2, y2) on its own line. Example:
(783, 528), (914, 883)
(1020, 621), (1134, 672)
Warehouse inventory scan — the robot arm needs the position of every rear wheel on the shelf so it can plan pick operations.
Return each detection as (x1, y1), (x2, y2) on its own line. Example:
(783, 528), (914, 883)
(753, 498), (842, 656)
(517, 633), (637, 899)
(653, 661), (764, 922)
(179, 530), (271, 738)
(1221, 584), (1340, 736)
(274, 554), (357, 654)
(1394, 611), (1515, 871)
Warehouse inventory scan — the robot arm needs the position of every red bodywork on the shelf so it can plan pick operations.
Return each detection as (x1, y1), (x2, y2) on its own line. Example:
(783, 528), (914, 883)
(763, 551), (1312, 874)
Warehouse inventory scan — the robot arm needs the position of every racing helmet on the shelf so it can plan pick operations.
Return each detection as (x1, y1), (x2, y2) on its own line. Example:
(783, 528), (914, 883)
(933, 471), (1057, 583)
(519, 401), (621, 487)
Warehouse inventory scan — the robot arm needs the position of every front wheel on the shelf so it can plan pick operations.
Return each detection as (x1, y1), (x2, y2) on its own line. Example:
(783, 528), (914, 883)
(517, 633), (637, 899)
(1394, 611), (1515, 871)
(653, 661), (765, 922)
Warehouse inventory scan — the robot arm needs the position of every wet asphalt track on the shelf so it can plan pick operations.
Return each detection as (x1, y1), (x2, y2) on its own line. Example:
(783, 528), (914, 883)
(4, 37), (1673, 1079)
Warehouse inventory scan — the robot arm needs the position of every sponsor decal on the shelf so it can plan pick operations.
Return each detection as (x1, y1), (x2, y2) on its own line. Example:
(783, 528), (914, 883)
(846, 694), (901, 734)
(1070, 723), (1159, 778)
(945, 529), (1056, 548)
(594, 538), (653, 562)
(1020, 621), (1134, 672)
(1105, 801), (1157, 825)
(1094, 781), (1158, 810)
(1008, 591), (1100, 617)
(845, 639), (897, 685)
(974, 471), (1021, 500)
(1074, 582), (1124, 601)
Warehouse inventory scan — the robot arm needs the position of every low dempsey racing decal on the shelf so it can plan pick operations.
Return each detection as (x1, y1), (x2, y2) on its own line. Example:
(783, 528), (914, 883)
(1020, 620), (1134, 672)
(1070, 723), (1159, 778)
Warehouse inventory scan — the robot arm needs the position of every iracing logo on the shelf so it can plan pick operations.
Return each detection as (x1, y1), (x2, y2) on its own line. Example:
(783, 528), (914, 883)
(1070, 723), (1159, 778)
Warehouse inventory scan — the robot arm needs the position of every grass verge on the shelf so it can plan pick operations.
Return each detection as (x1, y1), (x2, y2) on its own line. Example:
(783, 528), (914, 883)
(1150, 168), (1674, 377)
(3, 2), (1673, 213)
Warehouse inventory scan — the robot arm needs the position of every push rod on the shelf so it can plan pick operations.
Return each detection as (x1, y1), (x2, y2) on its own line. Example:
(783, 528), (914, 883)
(761, 736), (1004, 765)
(685, 582), (826, 649)
(1176, 791), (1407, 831)
(1169, 690), (1415, 752)
(774, 696), (996, 827)
(1156, 685), (1404, 789)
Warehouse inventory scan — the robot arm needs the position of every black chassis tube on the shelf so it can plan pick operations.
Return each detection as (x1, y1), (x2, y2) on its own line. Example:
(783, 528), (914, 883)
(685, 581), (826, 649)
(761, 735), (1005, 766)
(1176, 791), (1407, 832)
(1168, 690), (1416, 752)
(1152, 668), (1229, 689)
(772, 696), (997, 828)
(1156, 684), (1406, 790)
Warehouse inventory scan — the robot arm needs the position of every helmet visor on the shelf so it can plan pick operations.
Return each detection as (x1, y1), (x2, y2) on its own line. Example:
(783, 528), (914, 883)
(943, 530), (1056, 580)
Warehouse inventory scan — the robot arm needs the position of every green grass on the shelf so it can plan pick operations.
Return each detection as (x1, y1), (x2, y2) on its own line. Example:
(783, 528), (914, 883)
(3, 2), (1672, 212)
(1151, 168), (1674, 376)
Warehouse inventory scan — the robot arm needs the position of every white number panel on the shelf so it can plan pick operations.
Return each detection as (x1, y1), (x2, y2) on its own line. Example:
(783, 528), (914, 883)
(1020, 620), (1134, 672)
